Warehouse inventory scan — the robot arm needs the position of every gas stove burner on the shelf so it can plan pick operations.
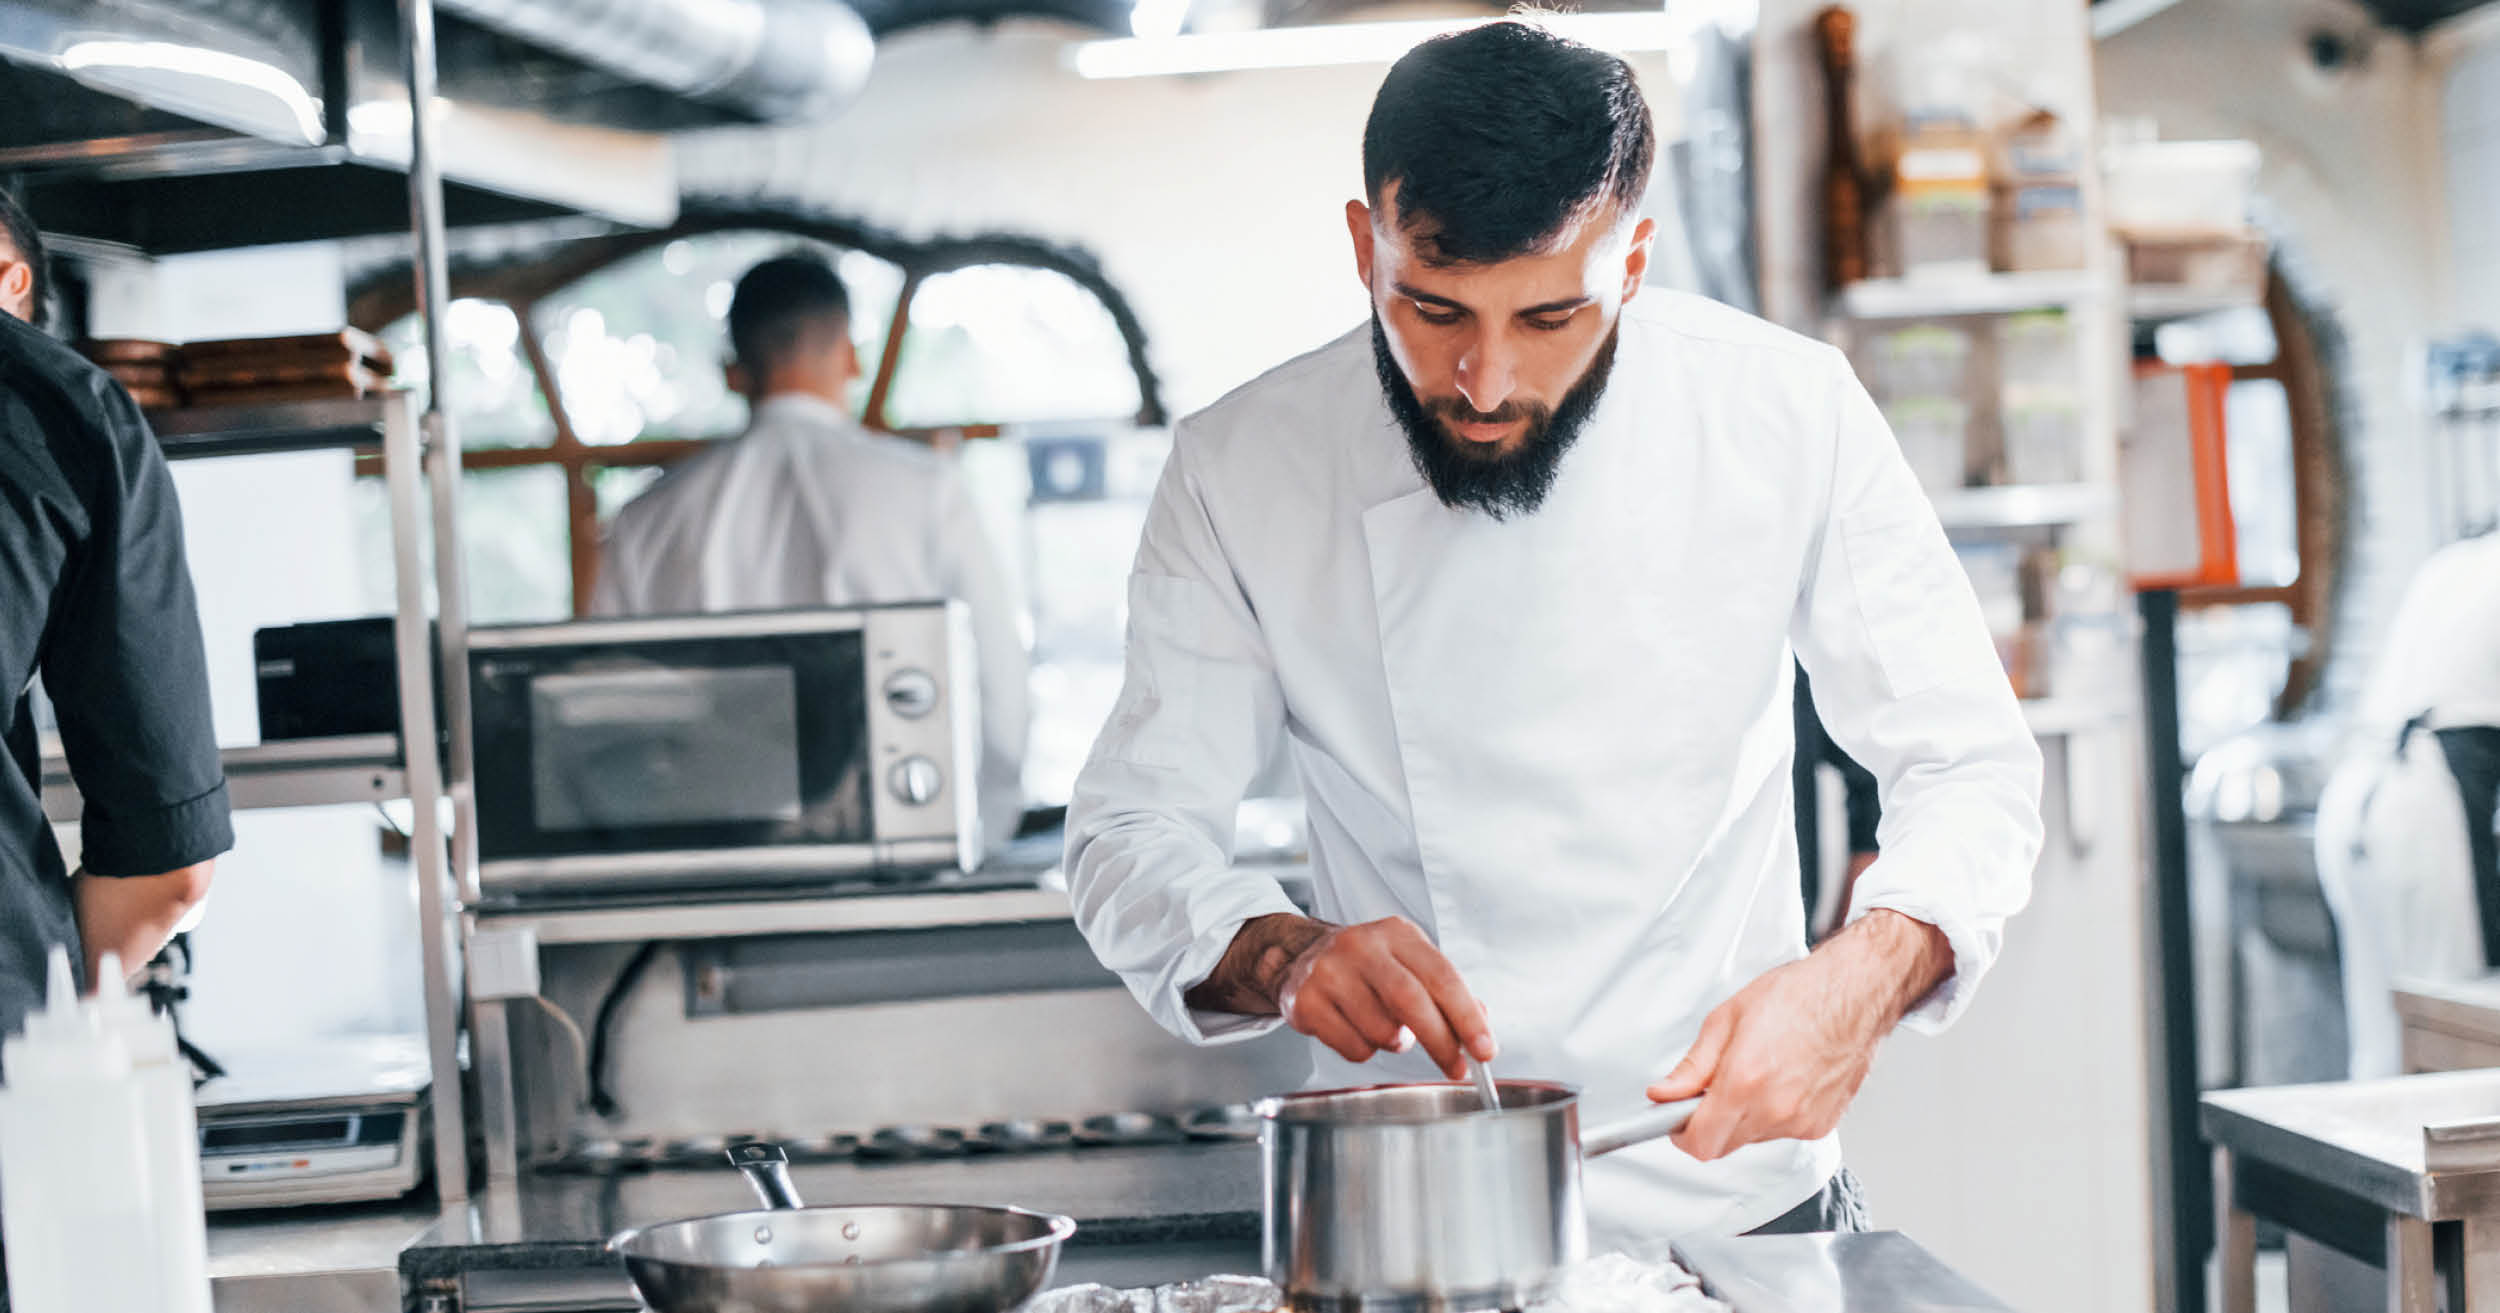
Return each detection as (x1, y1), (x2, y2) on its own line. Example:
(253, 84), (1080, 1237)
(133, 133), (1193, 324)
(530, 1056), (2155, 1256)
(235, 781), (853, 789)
(669, 1130), (785, 1167)
(1182, 1104), (1262, 1141)
(556, 1134), (662, 1173)
(856, 1125), (969, 1161)
(661, 1132), (731, 1166)
(1075, 1112), (1186, 1149)
(968, 1119), (1076, 1154)
(783, 1132), (862, 1162)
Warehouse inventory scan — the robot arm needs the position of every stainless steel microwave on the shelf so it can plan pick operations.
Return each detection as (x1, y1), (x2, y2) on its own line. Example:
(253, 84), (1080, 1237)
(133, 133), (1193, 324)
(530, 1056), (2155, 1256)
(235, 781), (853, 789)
(469, 604), (980, 896)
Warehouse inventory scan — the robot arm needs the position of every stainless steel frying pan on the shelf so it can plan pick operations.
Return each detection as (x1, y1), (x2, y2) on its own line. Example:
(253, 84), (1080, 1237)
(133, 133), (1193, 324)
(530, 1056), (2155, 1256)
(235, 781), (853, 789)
(608, 1142), (1077, 1313)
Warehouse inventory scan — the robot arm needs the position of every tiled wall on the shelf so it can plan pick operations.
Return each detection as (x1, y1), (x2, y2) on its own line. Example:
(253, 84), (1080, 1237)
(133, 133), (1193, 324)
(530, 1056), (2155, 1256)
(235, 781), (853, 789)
(2443, 29), (2500, 331)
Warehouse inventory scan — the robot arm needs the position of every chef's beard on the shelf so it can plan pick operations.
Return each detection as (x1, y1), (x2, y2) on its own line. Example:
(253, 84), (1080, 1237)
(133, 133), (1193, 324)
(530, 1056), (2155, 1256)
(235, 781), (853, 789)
(1372, 314), (1619, 521)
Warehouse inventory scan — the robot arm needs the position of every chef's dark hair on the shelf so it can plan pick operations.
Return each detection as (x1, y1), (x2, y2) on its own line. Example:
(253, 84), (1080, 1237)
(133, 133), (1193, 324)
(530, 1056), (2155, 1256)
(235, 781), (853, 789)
(1362, 20), (1654, 266)
(0, 187), (48, 328)
(728, 252), (850, 372)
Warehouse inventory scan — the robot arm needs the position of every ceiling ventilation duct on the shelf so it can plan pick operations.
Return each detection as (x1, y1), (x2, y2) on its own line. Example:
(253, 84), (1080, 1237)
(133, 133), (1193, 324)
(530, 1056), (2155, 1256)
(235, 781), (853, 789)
(434, 0), (876, 121)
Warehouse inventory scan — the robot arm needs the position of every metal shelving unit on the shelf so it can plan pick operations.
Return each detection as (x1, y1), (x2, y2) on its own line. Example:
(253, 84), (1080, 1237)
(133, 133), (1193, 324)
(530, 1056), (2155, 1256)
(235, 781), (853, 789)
(2126, 286), (2261, 323)
(43, 734), (407, 822)
(36, 384), (472, 1207)
(480, 885), (1079, 947)
(1932, 482), (2115, 531)
(4, 0), (715, 1227)
(2021, 696), (2133, 738)
(1838, 269), (2103, 321)
(145, 396), (396, 461)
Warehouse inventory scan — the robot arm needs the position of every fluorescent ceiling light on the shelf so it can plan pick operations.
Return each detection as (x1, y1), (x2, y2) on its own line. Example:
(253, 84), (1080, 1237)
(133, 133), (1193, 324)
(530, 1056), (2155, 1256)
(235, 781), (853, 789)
(58, 39), (324, 144)
(1070, 11), (1701, 79)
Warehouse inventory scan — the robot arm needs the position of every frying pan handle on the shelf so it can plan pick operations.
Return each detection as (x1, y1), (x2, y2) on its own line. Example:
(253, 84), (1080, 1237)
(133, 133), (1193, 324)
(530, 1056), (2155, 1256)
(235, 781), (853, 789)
(1582, 1098), (1702, 1158)
(728, 1141), (804, 1210)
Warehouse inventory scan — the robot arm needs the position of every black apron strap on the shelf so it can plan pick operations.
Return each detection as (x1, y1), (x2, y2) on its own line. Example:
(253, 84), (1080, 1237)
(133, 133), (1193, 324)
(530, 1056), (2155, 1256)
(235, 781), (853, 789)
(2428, 723), (2500, 968)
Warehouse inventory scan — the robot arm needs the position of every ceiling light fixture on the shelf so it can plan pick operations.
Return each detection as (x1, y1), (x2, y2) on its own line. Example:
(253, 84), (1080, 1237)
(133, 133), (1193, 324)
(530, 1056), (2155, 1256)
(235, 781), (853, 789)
(57, 40), (325, 144)
(1069, 10), (1704, 79)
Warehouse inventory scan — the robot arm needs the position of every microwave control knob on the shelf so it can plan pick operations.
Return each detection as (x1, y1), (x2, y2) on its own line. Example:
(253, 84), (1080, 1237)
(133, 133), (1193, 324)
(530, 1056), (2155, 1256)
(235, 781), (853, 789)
(884, 669), (940, 719)
(890, 757), (944, 806)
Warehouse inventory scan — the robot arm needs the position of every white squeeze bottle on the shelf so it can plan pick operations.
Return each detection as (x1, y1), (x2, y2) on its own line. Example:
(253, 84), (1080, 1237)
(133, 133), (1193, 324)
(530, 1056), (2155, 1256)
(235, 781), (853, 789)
(0, 948), (211, 1313)
(95, 951), (214, 1313)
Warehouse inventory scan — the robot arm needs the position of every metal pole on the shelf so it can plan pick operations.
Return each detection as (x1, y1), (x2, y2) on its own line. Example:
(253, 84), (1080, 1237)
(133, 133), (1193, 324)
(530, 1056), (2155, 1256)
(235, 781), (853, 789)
(384, 392), (470, 1213)
(2140, 588), (2206, 1313)
(397, 0), (491, 1205)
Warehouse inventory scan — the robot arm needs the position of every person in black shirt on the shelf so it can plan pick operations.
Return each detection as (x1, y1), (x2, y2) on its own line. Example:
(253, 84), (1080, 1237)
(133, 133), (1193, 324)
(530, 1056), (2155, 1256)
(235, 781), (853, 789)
(0, 193), (39, 327)
(0, 192), (229, 1041)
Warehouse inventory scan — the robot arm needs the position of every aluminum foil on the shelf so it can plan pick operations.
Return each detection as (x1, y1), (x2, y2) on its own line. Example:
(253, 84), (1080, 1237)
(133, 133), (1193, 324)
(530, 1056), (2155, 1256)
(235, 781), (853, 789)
(1026, 1275), (1279, 1313)
(1529, 1253), (1729, 1313)
(1023, 1258), (1726, 1313)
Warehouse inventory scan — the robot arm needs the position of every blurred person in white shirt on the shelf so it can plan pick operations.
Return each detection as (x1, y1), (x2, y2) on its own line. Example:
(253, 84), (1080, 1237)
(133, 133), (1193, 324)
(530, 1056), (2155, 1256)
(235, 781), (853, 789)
(2316, 531), (2500, 1077)
(595, 253), (1029, 852)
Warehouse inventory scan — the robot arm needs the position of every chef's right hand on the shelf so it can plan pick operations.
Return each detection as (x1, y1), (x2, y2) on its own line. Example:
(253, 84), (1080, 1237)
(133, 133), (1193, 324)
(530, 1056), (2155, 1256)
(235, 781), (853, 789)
(1275, 916), (1497, 1080)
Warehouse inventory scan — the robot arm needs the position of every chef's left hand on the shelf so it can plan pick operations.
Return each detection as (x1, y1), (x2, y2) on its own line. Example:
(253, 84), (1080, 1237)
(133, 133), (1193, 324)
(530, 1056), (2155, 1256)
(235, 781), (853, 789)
(1644, 908), (1950, 1161)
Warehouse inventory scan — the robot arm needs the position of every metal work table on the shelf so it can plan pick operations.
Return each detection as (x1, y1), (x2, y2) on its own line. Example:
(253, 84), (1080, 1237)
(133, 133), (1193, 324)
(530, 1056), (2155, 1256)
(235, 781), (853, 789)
(206, 1198), (441, 1313)
(2204, 1069), (2500, 1312)
(1674, 1231), (2014, 1311)
(2396, 975), (2500, 1073)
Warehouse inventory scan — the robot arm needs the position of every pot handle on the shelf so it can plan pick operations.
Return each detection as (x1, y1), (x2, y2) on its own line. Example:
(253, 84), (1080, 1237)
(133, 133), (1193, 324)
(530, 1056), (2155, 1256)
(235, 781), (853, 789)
(1582, 1098), (1702, 1158)
(728, 1141), (804, 1210)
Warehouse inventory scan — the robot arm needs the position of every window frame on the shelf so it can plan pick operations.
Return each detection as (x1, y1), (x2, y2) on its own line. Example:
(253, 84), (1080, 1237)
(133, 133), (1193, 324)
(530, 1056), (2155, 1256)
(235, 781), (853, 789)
(348, 210), (1167, 615)
(2173, 267), (2345, 718)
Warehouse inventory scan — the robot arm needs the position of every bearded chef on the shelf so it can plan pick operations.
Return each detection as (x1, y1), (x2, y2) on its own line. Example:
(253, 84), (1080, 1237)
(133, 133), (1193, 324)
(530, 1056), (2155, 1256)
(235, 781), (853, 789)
(1065, 21), (2042, 1244)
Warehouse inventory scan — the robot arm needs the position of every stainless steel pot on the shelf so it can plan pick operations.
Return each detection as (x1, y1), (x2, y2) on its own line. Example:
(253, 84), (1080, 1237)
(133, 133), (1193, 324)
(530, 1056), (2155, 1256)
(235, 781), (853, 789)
(1258, 1081), (1700, 1313)
(609, 1142), (1077, 1313)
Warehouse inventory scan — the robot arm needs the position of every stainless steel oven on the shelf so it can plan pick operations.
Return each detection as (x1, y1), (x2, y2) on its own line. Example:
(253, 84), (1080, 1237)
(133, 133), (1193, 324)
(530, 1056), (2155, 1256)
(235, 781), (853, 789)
(469, 604), (980, 896)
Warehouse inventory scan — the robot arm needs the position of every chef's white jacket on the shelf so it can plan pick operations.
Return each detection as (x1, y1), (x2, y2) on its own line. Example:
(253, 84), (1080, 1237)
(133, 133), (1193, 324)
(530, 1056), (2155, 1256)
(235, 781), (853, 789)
(594, 393), (1030, 851)
(1065, 292), (2043, 1242)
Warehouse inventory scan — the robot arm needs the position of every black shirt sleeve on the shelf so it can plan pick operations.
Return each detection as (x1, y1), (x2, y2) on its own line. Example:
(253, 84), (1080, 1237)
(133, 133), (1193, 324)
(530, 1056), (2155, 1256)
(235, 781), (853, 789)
(41, 367), (231, 877)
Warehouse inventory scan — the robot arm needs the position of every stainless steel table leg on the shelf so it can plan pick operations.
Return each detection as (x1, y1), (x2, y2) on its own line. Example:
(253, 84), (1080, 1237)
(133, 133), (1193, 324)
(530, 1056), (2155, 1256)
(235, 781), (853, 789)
(2218, 1147), (2257, 1313)
(2387, 1215), (2436, 1313)
(2465, 1216), (2500, 1311)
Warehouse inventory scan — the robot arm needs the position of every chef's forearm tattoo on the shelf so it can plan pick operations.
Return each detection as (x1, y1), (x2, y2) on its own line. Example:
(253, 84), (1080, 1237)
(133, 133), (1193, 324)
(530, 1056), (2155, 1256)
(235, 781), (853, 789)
(1184, 912), (1335, 1017)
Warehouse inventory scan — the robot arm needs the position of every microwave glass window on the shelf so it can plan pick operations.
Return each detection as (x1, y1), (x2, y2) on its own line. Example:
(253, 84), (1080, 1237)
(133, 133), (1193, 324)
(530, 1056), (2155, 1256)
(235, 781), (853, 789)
(530, 666), (805, 831)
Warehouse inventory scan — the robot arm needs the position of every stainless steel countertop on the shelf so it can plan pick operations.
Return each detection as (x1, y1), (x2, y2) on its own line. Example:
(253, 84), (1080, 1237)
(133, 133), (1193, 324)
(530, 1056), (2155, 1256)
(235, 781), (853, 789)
(207, 1198), (442, 1313)
(2201, 1068), (2500, 1219)
(1674, 1232), (2012, 1312)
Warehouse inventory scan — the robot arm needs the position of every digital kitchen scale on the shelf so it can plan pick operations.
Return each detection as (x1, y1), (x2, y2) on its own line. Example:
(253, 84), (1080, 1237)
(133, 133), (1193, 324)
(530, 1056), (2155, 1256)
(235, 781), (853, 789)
(194, 1034), (432, 1211)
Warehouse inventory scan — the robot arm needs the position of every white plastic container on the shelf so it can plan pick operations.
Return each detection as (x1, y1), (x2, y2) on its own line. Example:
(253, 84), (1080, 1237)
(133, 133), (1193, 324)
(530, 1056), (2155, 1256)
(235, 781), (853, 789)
(96, 955), (213, 1313)
(1884, 397), (1972, 494)
(2103, 139), (2261, 236)
(0, 949), (213, 1313)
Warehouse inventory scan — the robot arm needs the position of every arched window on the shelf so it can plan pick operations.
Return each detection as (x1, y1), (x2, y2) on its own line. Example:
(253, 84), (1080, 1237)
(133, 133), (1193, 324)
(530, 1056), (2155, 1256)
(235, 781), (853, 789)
(2163, 266), (2346, 747)
(359, 219), (1154, 618)
(877, 262), (1143, 429)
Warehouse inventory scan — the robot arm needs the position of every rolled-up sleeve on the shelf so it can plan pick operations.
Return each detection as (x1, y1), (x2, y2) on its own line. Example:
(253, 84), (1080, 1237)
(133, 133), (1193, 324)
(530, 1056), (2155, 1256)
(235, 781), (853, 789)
(1790, 347), (2043, 1031)
(45, 380), (231, 878)
(1064, 425), (1301, 1045)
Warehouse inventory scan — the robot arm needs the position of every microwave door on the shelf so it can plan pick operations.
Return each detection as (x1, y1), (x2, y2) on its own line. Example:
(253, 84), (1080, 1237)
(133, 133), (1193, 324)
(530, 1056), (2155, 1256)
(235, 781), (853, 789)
(532, 666), (806, 834)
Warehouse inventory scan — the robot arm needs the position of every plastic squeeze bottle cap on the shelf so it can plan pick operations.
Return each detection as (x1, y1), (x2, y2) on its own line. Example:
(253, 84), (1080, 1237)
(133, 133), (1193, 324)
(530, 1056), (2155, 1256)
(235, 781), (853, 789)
(3, 947), (130, 1082)
(91, 953), (178, 1066)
